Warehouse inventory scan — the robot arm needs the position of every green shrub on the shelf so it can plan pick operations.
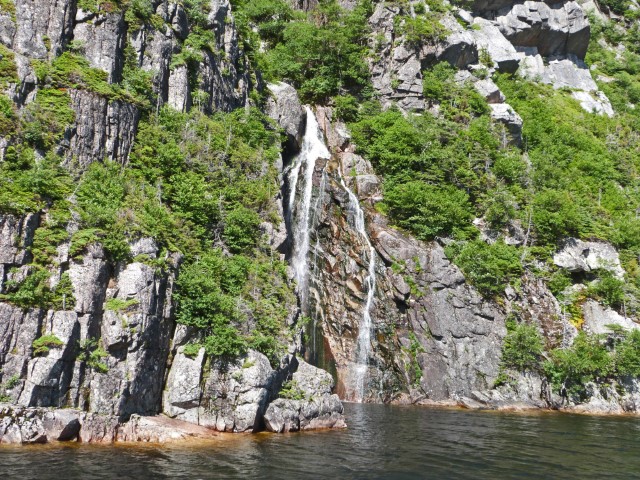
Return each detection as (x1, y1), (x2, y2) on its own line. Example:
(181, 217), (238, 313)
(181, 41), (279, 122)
(544, 332), (613, 397)
(532, 190), (584, 245)
(104, 298), (139, 312)
(0, 43), (18, 86)
(384, 181), (474, 240)
(32, 334), (64, 356)
(398, 14), (448, 47)
(223, 206), (262, 254)
(77, 339), (109, 373)
(501, 321), (544, 371)
(446, 240), (523, 297)
(279, 379), (306, 400)
(615, 329), (640, 377)
(587, 270), (625, 309)
(262, 0), (372, 102)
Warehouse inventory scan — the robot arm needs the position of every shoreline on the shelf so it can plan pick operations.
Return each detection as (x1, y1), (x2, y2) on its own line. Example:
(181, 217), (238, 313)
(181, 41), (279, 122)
(3, 397), (639, 447)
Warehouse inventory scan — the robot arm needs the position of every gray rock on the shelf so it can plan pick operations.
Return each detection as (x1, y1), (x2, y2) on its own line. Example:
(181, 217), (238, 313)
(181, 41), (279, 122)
(266, 82), (306, 153)
(496, 1), (590, 60)
(167, 65), (191, 112)
(162, 346), (205, 424)
(471, 18), (521, 72)
(489, 103), (523, 146)
(553, 238), (625, 278)
(66, 89), (140, 169)
(572, 90), (614, 116)
(473, 78), (506, 104)
(73, 11), (125, 82)
(583, 300), (639, 335)
(14, 0), (74, 59)
(264, 359), (345, 432)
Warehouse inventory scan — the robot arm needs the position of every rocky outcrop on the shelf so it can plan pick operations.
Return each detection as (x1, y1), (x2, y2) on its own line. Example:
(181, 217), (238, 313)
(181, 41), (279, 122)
(495, 1), (590, 59)
(266, 82), (306, 154)
(302, 108), (507, 404)
(65, 89), (140, 168)
(0, 404), (220, 444)
(163, 349), (345, 433)
(263, 359), (346, 432)
(554, 238), (625, 279)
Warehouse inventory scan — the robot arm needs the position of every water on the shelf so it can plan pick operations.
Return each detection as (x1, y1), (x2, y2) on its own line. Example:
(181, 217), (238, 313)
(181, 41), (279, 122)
(337, 167), (377, 402)
(287, 107), (330, 311)
(3, 404), (640, 479)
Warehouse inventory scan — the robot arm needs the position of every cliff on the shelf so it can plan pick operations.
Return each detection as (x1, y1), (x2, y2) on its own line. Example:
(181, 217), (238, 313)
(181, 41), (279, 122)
(0, 0), (639, 444)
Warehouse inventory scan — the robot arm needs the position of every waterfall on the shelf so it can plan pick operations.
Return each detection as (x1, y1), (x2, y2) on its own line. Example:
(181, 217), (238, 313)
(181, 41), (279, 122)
(288, 107), (330, 312)
(337, 168), (377, 403)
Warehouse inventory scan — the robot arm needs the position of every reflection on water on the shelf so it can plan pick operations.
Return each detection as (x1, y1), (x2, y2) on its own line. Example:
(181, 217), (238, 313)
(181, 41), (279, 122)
(2, 404), (640, 479)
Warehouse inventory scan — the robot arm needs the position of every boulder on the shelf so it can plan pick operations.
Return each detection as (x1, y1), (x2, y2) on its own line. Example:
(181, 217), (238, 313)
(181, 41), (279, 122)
(582, 300), (639, 335)
(266, 82), (306, 154)
(473, 78), (506, 104)
(471, 18), (521, 72)
(264, 359), (346, 433)
(553, 238), (625, 279)
(489, 103), (523, 146)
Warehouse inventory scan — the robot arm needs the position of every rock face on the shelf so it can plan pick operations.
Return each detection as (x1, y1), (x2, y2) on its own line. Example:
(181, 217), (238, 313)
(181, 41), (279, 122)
(266, 82), (307, 154)
(301, 108), (507, 404)
(163, 350), (346, 433)
(366, 0), (611, 118)
(264, 359), (346, 432)
(2, 0), (250, 168)
(554, 238), (625, 279)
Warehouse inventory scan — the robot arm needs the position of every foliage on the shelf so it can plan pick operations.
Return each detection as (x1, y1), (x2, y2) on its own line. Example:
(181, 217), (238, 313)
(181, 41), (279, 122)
(23, 88), (75, 150)
(385, 182), (474, 240)
(104, 298), (139, 312)
(501, 320), (544, 371)
(32, 334), (64, 356)
(279, 379), (306, 400)
(261, 0), (373, 102)
(0, 43), (18, 86)
(446, 240), (523, 297)
(544, 332), (613, 397)
(586, 270), (625, 309)
(614, 329), (640, 377)
(175, 249), (294, 364)
(77, 339), (109, 373)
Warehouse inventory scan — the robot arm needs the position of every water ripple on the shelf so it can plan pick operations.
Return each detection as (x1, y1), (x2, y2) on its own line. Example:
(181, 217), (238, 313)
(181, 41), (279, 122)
(2, 405), (640, 479)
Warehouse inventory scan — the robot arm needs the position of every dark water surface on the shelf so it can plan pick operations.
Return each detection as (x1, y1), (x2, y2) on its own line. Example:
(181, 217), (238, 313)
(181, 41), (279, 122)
(2, 403), (640, 479)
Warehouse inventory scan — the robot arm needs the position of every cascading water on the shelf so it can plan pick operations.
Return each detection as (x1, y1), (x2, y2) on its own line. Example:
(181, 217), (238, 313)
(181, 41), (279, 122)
(337, 168), (377, 403)
(287, 106), (377, 403)
(287, 107), (330, 312)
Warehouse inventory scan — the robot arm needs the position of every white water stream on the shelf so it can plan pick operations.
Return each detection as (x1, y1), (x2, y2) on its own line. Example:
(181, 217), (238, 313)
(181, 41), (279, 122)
(288, 107), (330, 311)
(337, 168), (377, 403)
(287, 107), (377, 403)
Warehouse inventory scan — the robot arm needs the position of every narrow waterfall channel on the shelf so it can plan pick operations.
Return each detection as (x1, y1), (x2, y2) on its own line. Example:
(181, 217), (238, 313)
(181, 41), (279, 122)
(287, 107), (377, 403)
(337, 167), (377, 403)
(288, 107), (330, 312)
